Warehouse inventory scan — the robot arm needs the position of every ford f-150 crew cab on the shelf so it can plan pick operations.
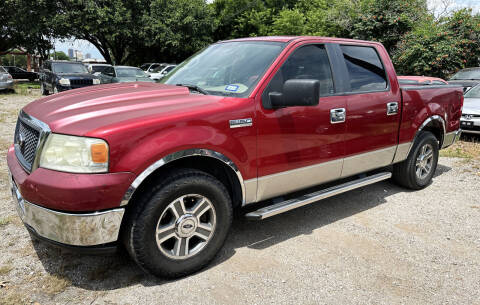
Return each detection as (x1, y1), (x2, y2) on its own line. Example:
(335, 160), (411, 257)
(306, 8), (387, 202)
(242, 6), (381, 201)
(7, 36), (463, 278)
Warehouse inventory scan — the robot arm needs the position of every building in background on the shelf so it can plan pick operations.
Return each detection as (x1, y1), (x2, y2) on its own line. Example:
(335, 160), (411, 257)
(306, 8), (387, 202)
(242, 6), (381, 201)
(74, 50), (83, 61)
(86, 53), (91, 59)
(68, 48), (74, 58)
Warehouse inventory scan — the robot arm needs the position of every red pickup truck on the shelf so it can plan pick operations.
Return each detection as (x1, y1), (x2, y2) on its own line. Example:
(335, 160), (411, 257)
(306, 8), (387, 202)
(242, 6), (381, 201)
(7, 36), (463, 278)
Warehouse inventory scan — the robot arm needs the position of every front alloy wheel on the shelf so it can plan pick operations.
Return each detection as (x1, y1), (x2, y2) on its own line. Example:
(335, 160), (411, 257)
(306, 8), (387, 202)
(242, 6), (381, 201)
(156, 194), (216, 259)
(123, 168), (232, 278)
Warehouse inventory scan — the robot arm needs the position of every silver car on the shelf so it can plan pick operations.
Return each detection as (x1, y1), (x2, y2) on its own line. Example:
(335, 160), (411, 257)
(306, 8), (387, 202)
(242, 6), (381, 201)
(460, 84), (480, 134)
(0, 66), (14, 91)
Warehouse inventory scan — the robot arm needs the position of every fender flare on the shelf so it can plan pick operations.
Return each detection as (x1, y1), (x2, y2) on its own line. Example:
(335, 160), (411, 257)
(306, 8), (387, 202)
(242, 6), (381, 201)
(120, 148), (246, 206)
(406, 115), (446, 157)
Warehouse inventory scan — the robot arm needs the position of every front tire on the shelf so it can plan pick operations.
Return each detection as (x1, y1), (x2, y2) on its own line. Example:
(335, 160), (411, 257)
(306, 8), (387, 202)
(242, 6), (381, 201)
(393, 131), (439, 189)
(40, 82), (48, 95)
(123, 169), (232, 278)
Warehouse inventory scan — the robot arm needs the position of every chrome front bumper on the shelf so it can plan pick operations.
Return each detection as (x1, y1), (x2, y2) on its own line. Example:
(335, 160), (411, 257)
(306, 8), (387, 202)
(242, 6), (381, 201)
(441, 129), (462, 149)
(9, 173), (124, 247)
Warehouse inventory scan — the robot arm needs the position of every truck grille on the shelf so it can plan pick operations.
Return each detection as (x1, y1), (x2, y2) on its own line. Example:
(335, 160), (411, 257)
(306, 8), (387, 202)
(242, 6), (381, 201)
(14, 111), (50, 173)
(70, 79), (93, 86)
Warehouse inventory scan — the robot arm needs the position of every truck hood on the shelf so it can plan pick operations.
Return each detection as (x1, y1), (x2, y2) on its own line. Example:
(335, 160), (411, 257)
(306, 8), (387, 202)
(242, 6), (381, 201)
(463, 98), (480, 115)
(23, 82), (223, 136)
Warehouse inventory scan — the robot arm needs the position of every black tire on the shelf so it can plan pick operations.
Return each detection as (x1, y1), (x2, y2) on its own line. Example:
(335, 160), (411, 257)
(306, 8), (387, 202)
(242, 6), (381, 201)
(40, 82), (48, 95)
(393, 131), (439, 190)
(123, 168), (232, 278)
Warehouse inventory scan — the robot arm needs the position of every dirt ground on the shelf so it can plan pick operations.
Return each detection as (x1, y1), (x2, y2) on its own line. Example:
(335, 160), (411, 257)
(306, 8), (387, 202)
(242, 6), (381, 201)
(0, 92), (479, 305)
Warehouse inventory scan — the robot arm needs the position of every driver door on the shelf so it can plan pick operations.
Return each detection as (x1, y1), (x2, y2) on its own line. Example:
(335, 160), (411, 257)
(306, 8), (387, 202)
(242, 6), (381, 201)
(255, 43), (347, 201)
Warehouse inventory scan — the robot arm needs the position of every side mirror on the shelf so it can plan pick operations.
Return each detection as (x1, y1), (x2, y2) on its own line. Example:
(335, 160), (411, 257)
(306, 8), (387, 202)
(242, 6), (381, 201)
(268, 79), (320, 109)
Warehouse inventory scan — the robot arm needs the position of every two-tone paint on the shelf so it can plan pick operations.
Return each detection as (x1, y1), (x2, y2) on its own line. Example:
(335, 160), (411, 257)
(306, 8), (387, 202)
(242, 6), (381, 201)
(7, 36), (463, 248)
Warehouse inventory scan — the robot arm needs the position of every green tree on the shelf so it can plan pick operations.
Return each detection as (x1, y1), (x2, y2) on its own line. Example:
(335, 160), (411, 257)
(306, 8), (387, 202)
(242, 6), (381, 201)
(349, 0), (429, 53)
(49, 51), (70, 61)
(393, 9), (480, 79)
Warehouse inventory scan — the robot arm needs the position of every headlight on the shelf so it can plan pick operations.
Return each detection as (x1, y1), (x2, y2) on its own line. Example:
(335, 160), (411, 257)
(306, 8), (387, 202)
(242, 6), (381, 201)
(40, 134), (109, 173)
(59, 78), (70, 86)
(93, 78), (100, 85)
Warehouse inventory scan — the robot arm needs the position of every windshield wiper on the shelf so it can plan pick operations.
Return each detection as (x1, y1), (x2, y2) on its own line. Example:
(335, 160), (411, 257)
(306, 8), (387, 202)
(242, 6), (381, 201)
(176, 83), (208, 95)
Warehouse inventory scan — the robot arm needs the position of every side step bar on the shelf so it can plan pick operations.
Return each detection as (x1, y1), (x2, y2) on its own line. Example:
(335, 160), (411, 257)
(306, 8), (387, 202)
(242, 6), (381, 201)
(245, 172), (392, 220)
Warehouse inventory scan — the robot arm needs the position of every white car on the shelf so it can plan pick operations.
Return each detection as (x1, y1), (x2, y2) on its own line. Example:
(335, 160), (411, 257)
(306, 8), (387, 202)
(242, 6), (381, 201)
(149, 64), (176, 81)
(0, 66), (14, 91)
(460, 84), (480, 134)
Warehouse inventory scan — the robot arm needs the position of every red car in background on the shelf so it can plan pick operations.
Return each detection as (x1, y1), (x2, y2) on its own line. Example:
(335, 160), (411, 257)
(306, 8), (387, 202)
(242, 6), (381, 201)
(398, 76), (448, 86)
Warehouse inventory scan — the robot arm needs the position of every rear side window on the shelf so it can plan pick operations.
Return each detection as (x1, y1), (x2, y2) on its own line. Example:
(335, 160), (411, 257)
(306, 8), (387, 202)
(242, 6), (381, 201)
(341, 45), (387, 92)
(266, 44), (334, 98)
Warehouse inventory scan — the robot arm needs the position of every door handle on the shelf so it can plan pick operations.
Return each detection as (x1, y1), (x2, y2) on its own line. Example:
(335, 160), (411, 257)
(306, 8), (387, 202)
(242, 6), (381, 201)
(330, 108), (346, 124)
(387, 102), (399, 115)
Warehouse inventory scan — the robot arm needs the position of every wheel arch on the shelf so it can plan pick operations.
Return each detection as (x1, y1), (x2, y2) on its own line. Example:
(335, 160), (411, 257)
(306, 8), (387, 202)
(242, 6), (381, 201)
(407, 115), (446, 157)
(121, 149), (246, 210)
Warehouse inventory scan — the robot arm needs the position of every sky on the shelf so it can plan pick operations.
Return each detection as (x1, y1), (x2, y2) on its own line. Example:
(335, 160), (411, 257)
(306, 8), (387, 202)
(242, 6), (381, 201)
(54, 0), (480, 61)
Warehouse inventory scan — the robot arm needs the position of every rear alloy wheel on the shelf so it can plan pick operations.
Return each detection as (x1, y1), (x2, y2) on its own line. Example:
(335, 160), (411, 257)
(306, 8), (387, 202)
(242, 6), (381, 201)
(124, 169), (232, 278)
(393, 131), (439, 189)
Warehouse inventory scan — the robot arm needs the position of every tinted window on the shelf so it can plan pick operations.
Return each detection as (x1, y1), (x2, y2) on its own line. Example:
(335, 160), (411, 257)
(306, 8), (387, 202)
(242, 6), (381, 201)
(103, 67), (115, 76)
(265, 44), (334, 98)
(164, 66), (175, 73)
(0, 66), (6, 73)
(464, 84), (480, 98)
(341, 45), (387, 92)
(91, 66), (110, 73)
(116, 67), (146, 77)
(140, 64), (150, 70)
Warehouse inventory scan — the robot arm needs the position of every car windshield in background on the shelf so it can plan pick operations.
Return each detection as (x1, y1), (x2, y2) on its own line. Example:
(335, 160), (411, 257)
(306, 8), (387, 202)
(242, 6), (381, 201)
(162, 41), (285, 97)
(91, 66), (110, 73)
(464, 84), (480, 98)
(0, 66), (6, 73)
(53, 63), (88, 74)
(116, 68), (146, 78)
(152, 65), (167, 73)
(450, 69), (480, 80)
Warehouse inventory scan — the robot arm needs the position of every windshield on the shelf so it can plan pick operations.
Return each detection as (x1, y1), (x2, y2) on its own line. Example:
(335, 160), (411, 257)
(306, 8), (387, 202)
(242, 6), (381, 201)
(450, 69), (480, 80)
(152, 64), (167, 73)
(464, 84), (480, 98)
(52, 63), (88, 74)
(0, 66), (6, 73)
(140, 64), (150, 71)
(162, 41), (285, 97)
(116, 67), (146, 78)
(91, 65), (110, 73)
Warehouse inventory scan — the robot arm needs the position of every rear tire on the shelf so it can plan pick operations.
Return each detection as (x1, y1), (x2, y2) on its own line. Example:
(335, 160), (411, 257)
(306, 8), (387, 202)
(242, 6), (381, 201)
(393, 131), (439, 190)
(123, 168), (232, 278)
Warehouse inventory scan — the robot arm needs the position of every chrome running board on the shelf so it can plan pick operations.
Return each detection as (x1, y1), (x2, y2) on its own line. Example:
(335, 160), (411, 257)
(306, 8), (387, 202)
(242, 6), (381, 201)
(245, 172), (392, 220)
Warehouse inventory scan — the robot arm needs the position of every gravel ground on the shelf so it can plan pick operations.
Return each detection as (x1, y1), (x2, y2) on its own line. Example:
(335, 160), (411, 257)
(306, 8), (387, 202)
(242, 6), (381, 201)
(0, 93), (479, 305)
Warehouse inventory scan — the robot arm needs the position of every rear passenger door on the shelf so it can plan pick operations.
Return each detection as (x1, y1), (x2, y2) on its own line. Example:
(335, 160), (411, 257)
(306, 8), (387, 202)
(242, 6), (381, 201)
(334, 44), (402, 177)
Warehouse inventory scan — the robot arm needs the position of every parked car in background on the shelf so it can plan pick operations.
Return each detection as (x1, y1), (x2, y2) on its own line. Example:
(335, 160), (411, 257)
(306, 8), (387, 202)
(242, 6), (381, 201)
(4, 66), (38, 81)
(86, 63), (112, 75)
(40, 60), (100, 95)
(149, 64), (176, 81)
(460, 83), (480, 134)
(98, 66), (154, 83)
(448, 67), (480, 92)
(398, 76), (448, 86)
(8, 36), (463, 279)
(140, 62), (166, 73)
(0, 66), (14, 91)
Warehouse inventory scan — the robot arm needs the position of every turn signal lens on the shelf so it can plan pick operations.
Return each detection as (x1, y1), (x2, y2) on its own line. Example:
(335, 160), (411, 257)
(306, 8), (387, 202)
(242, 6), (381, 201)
(91, 143), (108, 163)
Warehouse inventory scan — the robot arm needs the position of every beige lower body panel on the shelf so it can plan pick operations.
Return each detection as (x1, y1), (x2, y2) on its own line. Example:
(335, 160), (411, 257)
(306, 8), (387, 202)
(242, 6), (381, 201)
(249, 145), (408, 204)
(256, 159), (343, 202)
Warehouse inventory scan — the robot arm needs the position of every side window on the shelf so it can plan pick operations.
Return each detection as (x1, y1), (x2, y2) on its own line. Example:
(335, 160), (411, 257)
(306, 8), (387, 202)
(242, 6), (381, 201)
(340, 45), (387, 92)
(265, 44), (335, 99)
(104, 67), (114, 77)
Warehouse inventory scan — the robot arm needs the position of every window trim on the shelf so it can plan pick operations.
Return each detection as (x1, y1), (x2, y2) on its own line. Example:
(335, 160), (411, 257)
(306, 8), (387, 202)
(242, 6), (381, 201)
(334, 43), (391, 96)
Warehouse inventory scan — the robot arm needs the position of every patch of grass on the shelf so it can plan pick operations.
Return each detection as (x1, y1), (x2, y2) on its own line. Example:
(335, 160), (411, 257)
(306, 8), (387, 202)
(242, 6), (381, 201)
(440, 139), (480, 160)
(0, 215), (16, 227)
(0, 292), (26, 305)
(14, 82), (40, 90)
(0, 264), (13, 275)
(42, 274), (71, 295)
